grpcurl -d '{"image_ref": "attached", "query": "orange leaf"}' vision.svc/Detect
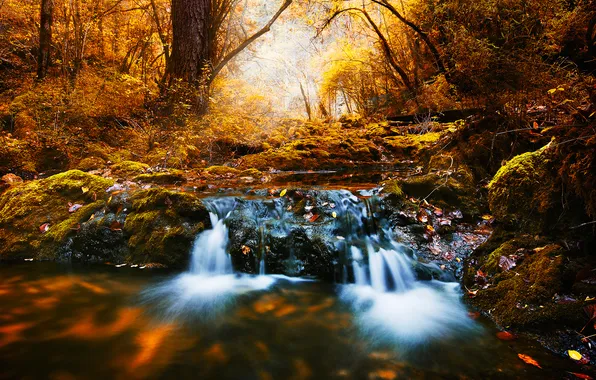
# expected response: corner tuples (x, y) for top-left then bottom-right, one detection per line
(518, 354), (542, 369)
(110, 221), (123, 231)
(569, 372), (593, 380)
(496, 331), (516, 341)
(309, 214), (320, 222)
(39, 223), (50, 233)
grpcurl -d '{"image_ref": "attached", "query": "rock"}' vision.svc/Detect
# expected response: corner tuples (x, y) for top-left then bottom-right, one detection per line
(0, 170), (114, 260)
(110, 161), (149, 177)
(123, 188), (210, 268)
(1, 173), (23, 184)
(488, 144), (558, 232)
(77, 156), (106, 172)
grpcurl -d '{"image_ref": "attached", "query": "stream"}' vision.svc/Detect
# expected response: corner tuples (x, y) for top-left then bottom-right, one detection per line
(0, 190), (582, 379)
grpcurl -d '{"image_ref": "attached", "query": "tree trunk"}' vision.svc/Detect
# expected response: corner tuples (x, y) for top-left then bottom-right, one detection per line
(37, 0), (54, 80)
(169, 0), (211, 85)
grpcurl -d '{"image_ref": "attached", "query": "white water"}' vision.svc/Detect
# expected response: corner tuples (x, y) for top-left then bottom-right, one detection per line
(334, 192), (478, 346)
(142, 191), (478, 344)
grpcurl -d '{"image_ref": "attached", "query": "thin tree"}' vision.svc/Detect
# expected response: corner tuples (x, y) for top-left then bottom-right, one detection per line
(37, 0), (54, 79)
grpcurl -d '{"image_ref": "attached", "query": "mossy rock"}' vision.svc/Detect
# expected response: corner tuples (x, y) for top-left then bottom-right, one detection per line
(134, 170), (187, 184)
(470, 244), (584, 328)
(383, 132), (442, 156)
(488, 144), (558, 233)
(124, 188), (210, 268)
(399, 168), (480, 217)
(204, 166), (241, 176)
(77, 156), (106, 172)
(110, 161), (149, 177)
(238, 168), (263, 178)
(0, 170), (114, 259)
(381, 180), (406, 205)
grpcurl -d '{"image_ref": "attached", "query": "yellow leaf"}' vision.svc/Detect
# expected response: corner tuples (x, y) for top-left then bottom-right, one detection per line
(280, 189), (287, 197)
(332, 212), (337, 218)
(568, 350), (583, 361)
(557, 87), (565, 91)
(548, 88), (557, 95)
(81, 186), (89, 194)
(481, 214), (493, 220)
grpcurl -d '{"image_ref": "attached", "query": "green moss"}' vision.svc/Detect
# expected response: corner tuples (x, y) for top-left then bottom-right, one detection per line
(471, 244), (583, 327)
(488, 144), (557, 232)
(399, 168), (480, 216)
(123, 188), (209, 267)
(204, 166), (241, 176)
(382, 180), (406, 203)
(110, 161), (149, 177)
(239, 168), (263, 178)
(0, 170), (114, 259)
(134, 170), (186, 184)
(383, 133), (442, 155)
(77, 156), (106, 172)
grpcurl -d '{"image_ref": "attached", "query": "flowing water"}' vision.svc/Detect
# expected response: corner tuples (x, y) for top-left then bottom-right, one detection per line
(0, 191), (585, 379)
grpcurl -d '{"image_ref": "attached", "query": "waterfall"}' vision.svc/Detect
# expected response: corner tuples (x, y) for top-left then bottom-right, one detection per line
(189, 198), (236, 275)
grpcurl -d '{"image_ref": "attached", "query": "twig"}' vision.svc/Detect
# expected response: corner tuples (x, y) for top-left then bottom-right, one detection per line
(570, 221), (596, 230)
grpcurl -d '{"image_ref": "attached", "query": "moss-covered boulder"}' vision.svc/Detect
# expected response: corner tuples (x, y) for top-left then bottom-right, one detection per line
(134, 170), (187, 184)
(488, 144), (558, 232)
(469, 243), (584, 328)
(77, 156), (106, 172)
(0, 170), (114, 259)
(124, 188), (210, 268)
(110, 160), (149, 177)
(399, 164), (480, 217)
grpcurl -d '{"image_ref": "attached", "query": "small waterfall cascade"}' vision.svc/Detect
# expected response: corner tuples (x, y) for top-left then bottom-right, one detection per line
(328, 190), (416, 293)
(190, 198), (237, 275)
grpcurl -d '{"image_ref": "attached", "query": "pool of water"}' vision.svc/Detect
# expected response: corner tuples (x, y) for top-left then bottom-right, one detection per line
(0, 262), (581, 379)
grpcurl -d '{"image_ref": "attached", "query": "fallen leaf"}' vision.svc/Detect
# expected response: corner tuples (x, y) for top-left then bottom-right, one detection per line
(241, 245), (251, 255)
(438, 218), (452, 226)
(280, 189), (287, 197)
(332, 212), (337, 218)
(568, 350), (583, 361)
(303, 212), (314, 220)
(417, 210), (429, 223)
(496, 331), (516, 341)
(518, 354), (542, 369)
(433, 207), (443, 217)
(69, 203), (83, 213)
(481, 214), (493, 220)
(309, 214), (320, 222)
(110, 221), (123, 231)
(586, 296), (596, 302)
(81, 186), (89, 194)
(498, 256), (516, 271)
(569, 372), (593, 379)
(39, 223), (50, 233)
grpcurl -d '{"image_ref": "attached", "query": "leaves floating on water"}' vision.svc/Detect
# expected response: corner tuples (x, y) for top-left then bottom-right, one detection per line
(568, 350), (583, 361)
(496, 331), (516, 341)
(332, 212), (337, 218)
(309, 214), (320, 222)
(568, 372), (594, 379)
(280, 189), (287, 197)
(517, 354), (542, 369)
